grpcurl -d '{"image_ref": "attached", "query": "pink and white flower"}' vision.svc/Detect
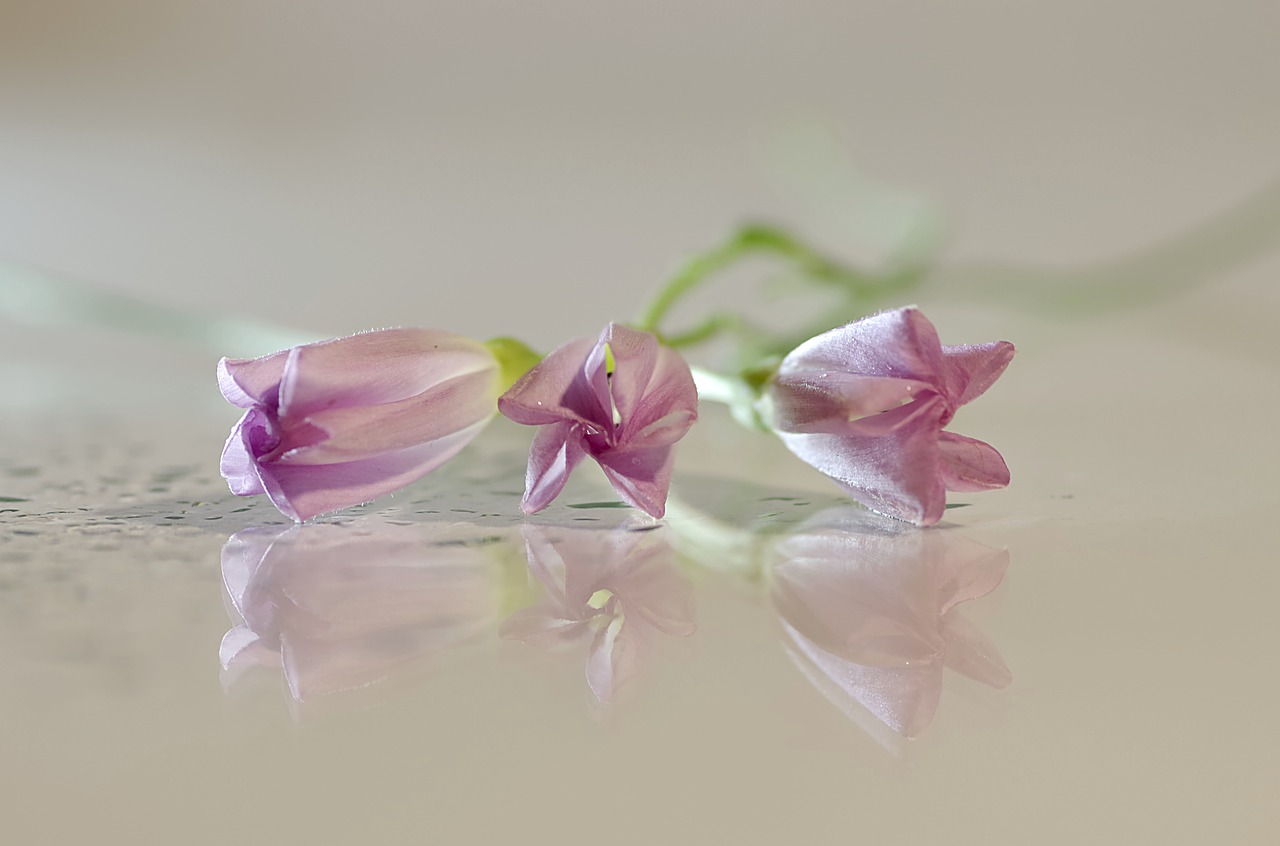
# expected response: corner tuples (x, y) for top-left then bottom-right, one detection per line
(498, 323), (698, 518)
(218, 328), (501, 521)
(765, 307), (1014, 525)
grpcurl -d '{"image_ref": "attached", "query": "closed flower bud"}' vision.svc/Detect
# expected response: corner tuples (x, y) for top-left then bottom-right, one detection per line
(218, 328), (501, 521)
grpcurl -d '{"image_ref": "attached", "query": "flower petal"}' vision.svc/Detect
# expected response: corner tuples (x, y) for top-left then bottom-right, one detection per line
(941, 611), (1012, 688)
(498, 608), (592, 645)
(220, 408), (277, 496)
(220, 525), (285, 621)
(776, 398), (949, 525)
(521, 421), (587, 514)
(599, 323), (659, 426)
(278, 328), (497, 419)
(218, 351), (290, 409)
(942, 341), (1015, 407)
(278, 369), (497, 465)
(620, 344), (698, 446)
(930, 535), (1010, 614)
(937, 431), (1011, 492)
(772, 534), (945, 669)
(779, 307), (945, 387)
(219, 626), (266, 671)
(257, 419), (490, 521)
(768, 373), (932, 434)
(498, 338), (607, 428)
(586, 615), (635, 704)
(596, 444), (676, 518)
(782, 619), (944, 738)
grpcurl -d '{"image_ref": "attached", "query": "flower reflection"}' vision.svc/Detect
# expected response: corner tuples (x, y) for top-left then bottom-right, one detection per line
(771, 509), (1010, 738)
(220, 521), (502, 708)
(500, 525), (696, 706)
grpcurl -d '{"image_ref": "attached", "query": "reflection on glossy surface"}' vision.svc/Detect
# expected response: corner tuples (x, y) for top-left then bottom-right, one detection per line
(771, 509), (1010, 739)
(501, 525), (696, 705)
(220, 521), (502, 709)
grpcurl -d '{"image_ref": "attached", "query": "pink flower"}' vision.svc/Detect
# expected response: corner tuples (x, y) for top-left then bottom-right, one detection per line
(497, 323), (698, 518)
(499, 525), (696, 705)
(218, 328), (501, 521)
(772, 508), (1011, 738)
(220, 521), (499, 707)
(765, 307), (1014, 525)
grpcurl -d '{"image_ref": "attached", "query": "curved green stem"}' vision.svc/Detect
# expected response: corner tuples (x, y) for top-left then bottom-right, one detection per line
(636, 227), (762, 334)
(637, 223), (923, 351)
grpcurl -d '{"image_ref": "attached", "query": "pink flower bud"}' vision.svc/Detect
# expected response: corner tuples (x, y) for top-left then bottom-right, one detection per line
(218, 328), (500, 521)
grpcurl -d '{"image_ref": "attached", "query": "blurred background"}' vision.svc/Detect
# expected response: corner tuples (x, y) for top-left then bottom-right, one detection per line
(3, 0), (1279, 415)
(4, 6), (1280, 842)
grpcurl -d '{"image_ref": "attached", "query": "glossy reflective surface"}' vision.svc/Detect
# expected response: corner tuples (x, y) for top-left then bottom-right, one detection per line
(4, 2), (1280, 843)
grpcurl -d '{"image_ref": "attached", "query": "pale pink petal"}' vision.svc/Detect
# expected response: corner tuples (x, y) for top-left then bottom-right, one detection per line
(278, 328), (497, 419)
(219, 626), (265, 670)
(777, 399), (950, 525)
(931, 536), (1010, 614)
(629, 409), (698, 449)
(778, 307), (945, 386)
(599, 323), (659, 425)
(621, 344), (698, 443)
(597, 444), (676, 518)
(520, 526), (573, 609)
(941, 341), (1015, 407)
(937, 431), (1011, 492)
(782, 619), (944, 738)
(259, 419), (490, 521)
(498, 338), (606, 428)
(615, 546), (697, 637)
(220, 409), (276, 496)
(218, 351), (290, 409)
(278, 369), (497, 465)
(772, 543), (944, 669)
(586, 616), (639, 704)
(769, 373), (932, 434)
(941, 611), (1013, 688)
(522, 421), (587, 513)
(220, 526), (283, 619)
(498, 609), (592, 645)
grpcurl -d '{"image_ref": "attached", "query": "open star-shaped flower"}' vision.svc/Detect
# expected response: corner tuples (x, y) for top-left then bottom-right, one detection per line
(497, 323), (698, 518)
(499, 525), (696, 705)
(764, 307), (1014, 525)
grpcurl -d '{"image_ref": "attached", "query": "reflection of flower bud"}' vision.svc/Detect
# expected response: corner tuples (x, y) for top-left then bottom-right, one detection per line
(771, 509), (1010, 737)
(498, 323), (697, 518)
(764, 307), (1014, 525)
(500, 525), (695, 705)
(219, 522), (500, 705)
(219, 328), (501, 521)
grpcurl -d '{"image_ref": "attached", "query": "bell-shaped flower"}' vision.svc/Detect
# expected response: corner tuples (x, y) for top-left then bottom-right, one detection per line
(218, 328), (502, 521)
(220, 521), (501, 708)
(497, 323), (698, 518)
(763, 307), (1014, 525)
(771, 508), (1011, 738)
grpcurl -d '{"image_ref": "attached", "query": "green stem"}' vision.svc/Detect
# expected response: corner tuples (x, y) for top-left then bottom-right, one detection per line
(690, 366), (771, 432)
(636, 228), (760, 334)
(636, 223), (914, 348)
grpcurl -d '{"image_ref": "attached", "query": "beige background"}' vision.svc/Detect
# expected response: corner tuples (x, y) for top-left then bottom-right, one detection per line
(2, 2), (1278, 844)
